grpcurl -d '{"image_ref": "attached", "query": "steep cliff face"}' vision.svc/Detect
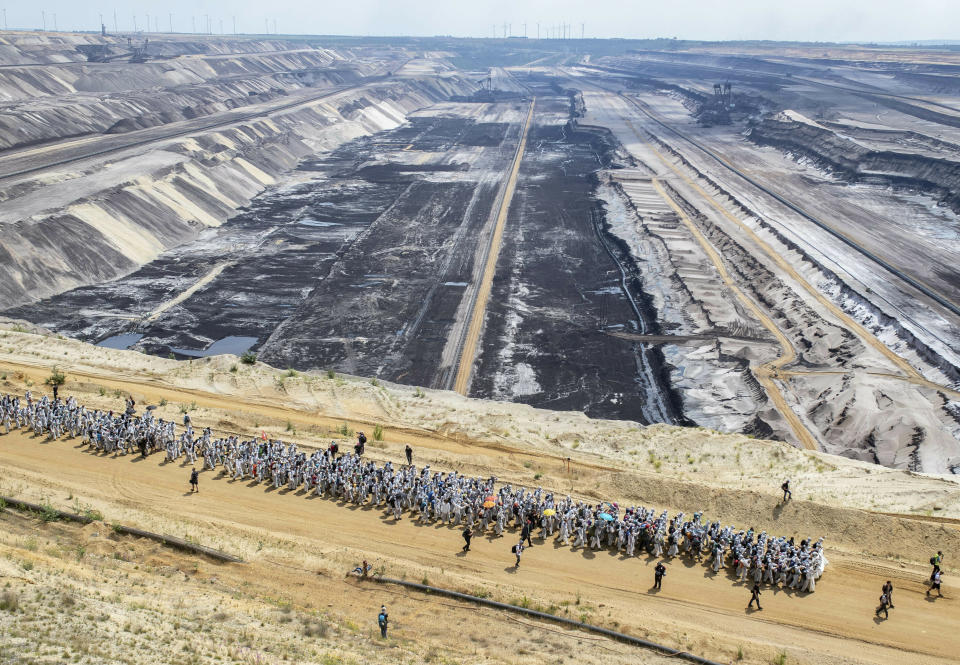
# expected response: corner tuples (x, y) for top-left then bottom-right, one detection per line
(0, 75), (476, 309)
(748, 116), (960, 213)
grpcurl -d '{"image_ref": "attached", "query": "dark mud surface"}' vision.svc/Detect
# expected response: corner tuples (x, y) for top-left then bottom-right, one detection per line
(469, 98), (683, 424)
(7, 96), (683, 424)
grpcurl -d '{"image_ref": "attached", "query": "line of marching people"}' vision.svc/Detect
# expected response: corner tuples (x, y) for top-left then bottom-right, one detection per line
(2, 389), (828, 594)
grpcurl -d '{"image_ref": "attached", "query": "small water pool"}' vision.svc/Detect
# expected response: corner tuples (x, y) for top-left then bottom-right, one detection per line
(171, 335), (258, 358)
(96, 333), (144, 350)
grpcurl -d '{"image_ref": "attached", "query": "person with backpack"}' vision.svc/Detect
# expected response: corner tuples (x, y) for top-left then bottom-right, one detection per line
(377, 605), (388, 638)
(189, 467), (199, 493)
(654, 562), (666, 590)
(931, 551), (944, 579)
(512, 541), (524, 568)
(781, 479), (792, 502)
(462, 526), (472, 553)
(355, 432), (366, 456)
(876, 591), (891, 618)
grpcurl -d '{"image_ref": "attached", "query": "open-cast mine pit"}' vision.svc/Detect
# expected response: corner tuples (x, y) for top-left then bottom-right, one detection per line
(5, 25), (960, 665)
(2, 32), (960, 474)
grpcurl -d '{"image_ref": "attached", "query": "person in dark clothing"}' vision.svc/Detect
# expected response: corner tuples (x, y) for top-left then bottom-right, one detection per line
(748, 582), (762, 610)
(462, 526), (472, 552)
(882, 581), (894, 609)
(931, 551), (944, 579)
(189, 467), (199, 493)
(405, 445), (413, 466)
(521, 520), (533, 547)
(876, 592), (890, 619)
(654, 562), (666, 589)
(52, 384), (59, 400)
(781, 479), (792, 502)
(377, 606), (388, 638)
(928, 570), (943, 597)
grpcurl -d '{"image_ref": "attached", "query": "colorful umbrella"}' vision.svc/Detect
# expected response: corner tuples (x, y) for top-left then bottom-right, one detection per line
(483, 500), (496, 508)
(542, 509), (556, 517)
(484, 496), (496, 503)
(598, 512), (614, 521)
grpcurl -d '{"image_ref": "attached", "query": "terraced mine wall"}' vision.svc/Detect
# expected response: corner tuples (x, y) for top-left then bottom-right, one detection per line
(0, 34), (396, 150)
(748, 117), (960, 215)
(0, 75), (477, 309)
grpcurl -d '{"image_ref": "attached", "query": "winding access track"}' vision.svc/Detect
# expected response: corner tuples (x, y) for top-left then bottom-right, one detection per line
(611, 90), (960, 404)
(451, 98), (536, 395)
(650, 177), (820, 450)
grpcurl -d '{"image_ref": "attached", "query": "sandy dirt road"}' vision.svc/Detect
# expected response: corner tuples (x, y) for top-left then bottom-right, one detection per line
(453, 98), (536, 395)
(1, 427), (956, 665)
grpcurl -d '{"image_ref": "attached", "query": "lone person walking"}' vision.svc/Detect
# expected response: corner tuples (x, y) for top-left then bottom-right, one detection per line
(928, 570), (943, 597)
(882, 580), (894, 609)
(512, 541), (524, 568)
(189, 467), (199, 493)
(377, 605), (388, 638)
(654, 562), (666, 590)
(931, 551), (944, 579)
(876, 591), (891, 619)
(462, 526), (472, 553)
(405, 444), (413, 466)
(781, 479), (792, 502)
(748, 582), (762, 611)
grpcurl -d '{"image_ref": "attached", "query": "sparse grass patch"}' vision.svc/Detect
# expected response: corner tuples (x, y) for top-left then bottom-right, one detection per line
(373, 424), (383, 441)
(0, 591), (18, 612)
(240, 351), (257, 365)
(302, 618), (329, 638)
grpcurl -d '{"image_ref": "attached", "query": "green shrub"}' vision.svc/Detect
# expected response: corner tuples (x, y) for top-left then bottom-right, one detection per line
(240, 351), (257, 365)
(45, 367), (66, 389)
(39, 501), (59, 523)
(373, 424), (384, 441)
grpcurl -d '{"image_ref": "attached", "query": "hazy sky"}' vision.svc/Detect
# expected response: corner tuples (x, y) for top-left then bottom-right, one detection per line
(5, 1), (957, 43)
